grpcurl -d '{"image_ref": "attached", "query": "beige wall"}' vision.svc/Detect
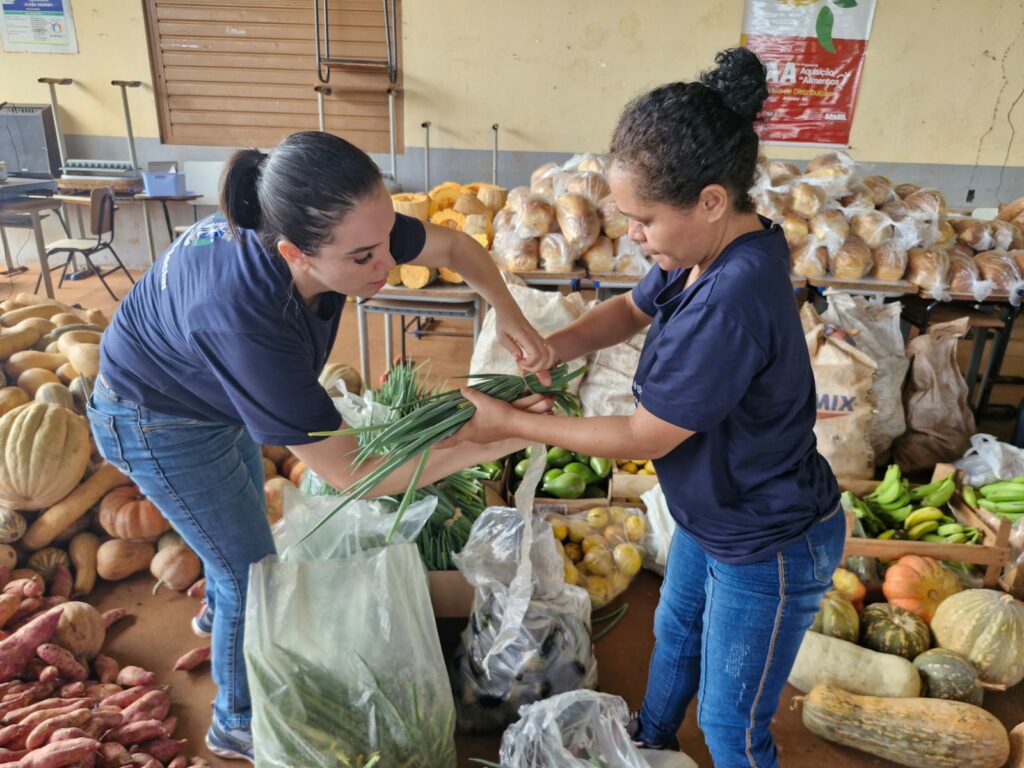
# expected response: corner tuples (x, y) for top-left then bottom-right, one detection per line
(1, 0), (1022, 167)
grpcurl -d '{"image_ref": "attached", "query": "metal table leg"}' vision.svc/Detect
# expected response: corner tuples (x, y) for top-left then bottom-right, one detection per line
(357, 299), (370, 386)
(975, 307), (1017, 417)
(964, 327), (990, 410)
(30, 212), (54, 299)
(141, 200), (157, 265)
(0, 224), (13, 272)
(384, 313), (394, 370)
(161, 201), (174, 242)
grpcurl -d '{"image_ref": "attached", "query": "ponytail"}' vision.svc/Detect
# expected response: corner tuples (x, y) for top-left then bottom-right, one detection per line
(220, 148), (268, 235)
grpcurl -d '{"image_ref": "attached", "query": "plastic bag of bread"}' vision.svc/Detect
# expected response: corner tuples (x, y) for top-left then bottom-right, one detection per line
(614, 237), (650, 276)
(803, 151), (856, 196)
(493, 207), (516, 235)
(990, 219), (1023, 250)
(1010, 249), (1024, 275)
(871, 241), (908, 281)
(540, 233), (575, 273)
(951, 218), (994, 252)
(598, 196), (628, 240)
(581, 236), (615, 274)
(839, 183), (876, 211)
(515, 194), (556, 239)
(861, 175), (897, 206)
(895, 183), (921, 199)
(790, 237), (828, 278)
(935, 218), (957, 249)
(947, 250), (993, 301)
(906, 247), (951, 296)
(505, 187), (530, 213)
(492, 228), (539, 272)
(904, 188), (947, 246)
(850, 210), (895, 249)
(975, 250), (1024, 304)
(564, 172), (610, 207)
(811, 209), (850, 256)
(829, 235), (873, 279)
(753, 189), (786, 222)
(530, 162), (561, 187)
(786, 183), (828, 218)
(578, 153), (609, 175)
(767, 160), (801, 186)
(782, 212), (810, 249)
(555, 194), (600, 255)
(530, 173), (563, 202)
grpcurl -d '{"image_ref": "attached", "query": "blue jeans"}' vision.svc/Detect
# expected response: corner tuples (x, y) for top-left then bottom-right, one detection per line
(87, 377), (274, 730)
(639, 506), (845, 767)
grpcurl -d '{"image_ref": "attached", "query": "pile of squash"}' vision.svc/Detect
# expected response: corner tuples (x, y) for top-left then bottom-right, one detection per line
(791, 555), (1024, 767)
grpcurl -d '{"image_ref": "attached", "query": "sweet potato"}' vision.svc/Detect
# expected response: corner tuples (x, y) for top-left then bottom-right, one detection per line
(49, 568), (72, 600)
(137, 739), (184, 762)
(104, 720), (165, 747)
(100, 611), (127, 630)
(0, 723), (27, 747)
(2, 580), (42, 600)
(0, 748), (26, 764)
(0, 693), (32, 720)
(56, 685), (84, 701)
(21, 659), (48, 682)
(17, 701), (91, 730)
(172, 647), (209, 673)
(6, 599), (43, 628)
(0, 608), (62, 683)
(38, 667), (60, 685)
(47, 727), (90, 744)
(36, 646), (86, 683)
(82, 686), (119, 703)
(166, 757), (187, 768)
(118, 692), (169, 727)
(185, 580), (205, 601)
(96, 742), (128, 768)
(97, 688), (158, 711)
(13, 736), (98, 768)
(4, 683), (55, 706)
(113, 669), (153, 689)
(3, 698), (85, 725)
(159, 716), (175, 736)
(26, 708), (92, 749)
(81, 711), (121, 740)
(92, 658), (117, 687)
(0, 568), (10, 591)
(129, 755), (159, 768)
(0, 595), (20, 628)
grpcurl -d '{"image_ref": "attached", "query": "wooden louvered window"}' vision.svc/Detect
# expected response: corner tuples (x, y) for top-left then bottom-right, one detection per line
(143, 0), (402, 152)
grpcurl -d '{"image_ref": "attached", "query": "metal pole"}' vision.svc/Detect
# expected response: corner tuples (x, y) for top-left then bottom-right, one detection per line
(314, 85), (331, 132)
(112, 80), (142, 170)
(37, 78), (72, 167)
(421, 121), (431, 190)
(387, 88), (397, 181)
(491, 123), (499, 186)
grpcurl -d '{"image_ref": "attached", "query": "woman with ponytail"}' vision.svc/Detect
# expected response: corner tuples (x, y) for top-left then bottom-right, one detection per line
(447, 49), (843, 767)
(88, 131), (556, 761)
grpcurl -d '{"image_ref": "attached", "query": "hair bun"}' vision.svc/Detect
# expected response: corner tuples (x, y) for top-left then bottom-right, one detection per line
(700, 47), (768, 123)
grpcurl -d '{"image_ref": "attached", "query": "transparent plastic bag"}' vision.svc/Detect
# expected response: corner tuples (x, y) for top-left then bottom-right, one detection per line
(246, 491), (457, 768)
(975, 250), (1024, 305)
(849, 210), (895, 249)
(948, 250), (994, 301)
(829, 235), (873, 279)
(871, 241), (908, 281)
(811, 209), (850, 257)
(452, 451), (597, 734)
(564, 171), (610, 207)
(599, 195), (628, 239)
(498, 690), (691, 768)
(952, 218), (995, 252)
(515, 194), (556, 239)
(582, 236), (615, 274)
(906, 247), (951, 298)
(541, 233), (575, 273)
(954, 433), (1024, 487)
(614, 236), (651, 276)
(493, 227), (540, 272)
(790, 236), (828, 278)
(640, 483), (673, 576)
(802, 150), (857, 198)
(555, 194), (601, 256)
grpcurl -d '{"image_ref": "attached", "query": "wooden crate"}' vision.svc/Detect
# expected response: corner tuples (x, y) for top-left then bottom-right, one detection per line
(840, 464), (1012, 587)
(610, 466), (658, 499)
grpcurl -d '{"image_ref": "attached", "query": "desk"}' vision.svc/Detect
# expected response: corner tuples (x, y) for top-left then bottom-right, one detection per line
(588, 272), (640, 301)
(0, 196), (64, 298)
(134, 193), (201, 264)
(807, 275), (918, 299)
(513, 269), (586, 292)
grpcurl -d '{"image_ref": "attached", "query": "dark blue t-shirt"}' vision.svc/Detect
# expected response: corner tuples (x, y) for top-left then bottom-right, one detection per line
(100, 212), (425, 445)
(631, 219), (838, 564)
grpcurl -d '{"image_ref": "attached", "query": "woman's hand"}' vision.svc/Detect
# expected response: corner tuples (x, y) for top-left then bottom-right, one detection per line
(440, 389), (552, 447)
(494, 311), (560, 385)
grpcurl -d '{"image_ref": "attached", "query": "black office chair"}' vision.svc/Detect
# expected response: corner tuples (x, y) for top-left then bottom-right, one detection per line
(37, 186), (135, 300)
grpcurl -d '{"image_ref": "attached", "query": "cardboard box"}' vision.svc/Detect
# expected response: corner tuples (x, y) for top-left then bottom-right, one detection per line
(427, 570), (474, 618)
(611, 466), (658, 499)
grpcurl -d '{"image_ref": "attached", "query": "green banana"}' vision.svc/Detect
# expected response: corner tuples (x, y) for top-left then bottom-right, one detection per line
(904, 507), (945, 530)
(908, 520), (940, 540)
(978, 487), (1024, 503)
(883, 504), (914, 524)
(870, 465), (903, 505)
(936, 523), (965, 536)
(922, 534), (947, 543)
(922, 476), (955, 507)
(979, 499), (1024, 515)
(944, 532), (969, 544)
(878, 487), (912, 511)
(962, 484), (978, 508)
(877, 529), (897, 540)
(980, 481), (1024, 496)
(909, 474), (952, 501)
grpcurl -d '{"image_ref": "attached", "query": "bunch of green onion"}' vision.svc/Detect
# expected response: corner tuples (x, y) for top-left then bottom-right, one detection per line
(301, 363), (584, 541)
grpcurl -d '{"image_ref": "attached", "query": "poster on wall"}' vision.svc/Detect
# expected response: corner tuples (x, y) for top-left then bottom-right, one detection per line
(742, 0), (876, 147)
(1, 0), (78, 54)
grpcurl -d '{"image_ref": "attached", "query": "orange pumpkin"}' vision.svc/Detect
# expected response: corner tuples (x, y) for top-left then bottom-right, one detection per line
(99, 485), (171, 541)
(882, 554), (963, 624)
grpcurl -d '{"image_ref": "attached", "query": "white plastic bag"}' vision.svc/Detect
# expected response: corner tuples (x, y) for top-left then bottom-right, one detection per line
(578, 300), (648, 417)
(640, 483), (674, 576)
(498, 690), (697, 768)
(246, 490), (457, 768)
(955, 433), (1024, 487)
(452, 449), (597, 733)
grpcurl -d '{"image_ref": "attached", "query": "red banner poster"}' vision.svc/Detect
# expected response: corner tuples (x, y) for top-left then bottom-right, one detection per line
(742, 0), (877, 147)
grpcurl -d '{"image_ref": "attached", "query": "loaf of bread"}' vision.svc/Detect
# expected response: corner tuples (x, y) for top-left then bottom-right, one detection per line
(871, 241), (908, 281)
(990, 219), (1023, 251)
(861, 175), (897, 206)
(598, 195), (628, 239)
(811, 209), (851, 255)
(906, 247), (950, 290)
(787, 183), (828, 218)
(791, 239), (828, 278)
(540, 233), (574, 273)
(492, 228), (539, 272)
(783, 212), (810, 248)
(975, 250), (1023, 291)
(555, 194), (600, 255)
(564, 172), (610, 207)
(948, 251), (982, 295)
(582, 236), (615, 274)
(830, 235), (873, 279)
(851, 211), (895, 249)
(515, 195), (556, 238)
(952, 218), (994, 251)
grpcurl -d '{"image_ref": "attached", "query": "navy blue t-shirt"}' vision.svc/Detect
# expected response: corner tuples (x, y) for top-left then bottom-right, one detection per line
(100, 212), (425, 445)
(631, 219), (838, 564)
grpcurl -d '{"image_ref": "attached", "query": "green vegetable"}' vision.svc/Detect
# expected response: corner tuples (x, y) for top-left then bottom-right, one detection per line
(541, 472), (586, 500)
(514, 459), (530, 479)
(583, 485), (607, 499)
(573, 452), (591, 463)
(543, 468), (564, 484)
(563, 462), (599, 485)
(546, 447), (574, 468)
(589, 457), (612, 479)
(478, 460), (503, 481)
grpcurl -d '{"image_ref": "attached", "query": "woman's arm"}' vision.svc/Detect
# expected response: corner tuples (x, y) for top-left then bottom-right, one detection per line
(412, 223), (559, 378)
(546, 292), (653, 363)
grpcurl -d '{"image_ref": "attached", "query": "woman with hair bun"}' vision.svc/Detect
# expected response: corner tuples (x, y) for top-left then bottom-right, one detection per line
(87, 131), (556, 761)
(449, 49), (842, 767)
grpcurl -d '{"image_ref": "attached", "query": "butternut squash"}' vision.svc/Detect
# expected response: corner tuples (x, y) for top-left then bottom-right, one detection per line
(16, 368), (60, 398)
(150, 544), (202, 592)
(45, 341), (61, 354)
(96, 539), (155, 581)
(0, 318), (53, 359)
(0, 387), (29, 417)
(789, 630), (921, 698)
(34, 382), (75, 411)
(57, 331), (101, 378)
(68, 532), (100, 596)
(35, 323), (104, 352)
(1009, 722), (1024, 768)
(86, 309), (109, 329)
(801, 684), (1009, 768)
(50, 312), (85, 328)
(0, 543), (15, 570)
(55, 362), (79, 386)
(0, 303), (63, 327)
(0, 299), (22, 312)
(4, 351), (67, 379)
(21, 462), (131, 550)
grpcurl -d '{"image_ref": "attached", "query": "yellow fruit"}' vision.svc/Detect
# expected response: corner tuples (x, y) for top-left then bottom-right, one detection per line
(564, 542), (583, 563)
(639, 467), (656, 476)
(586, 508), (609, 529)
(620, 462), (638, 474)
(603, 524), (624, 545)
(584, 575), (611, 608)
(581, 534), (606, 555)
(607, 506), (627, 524)
(645, 461), (656, 472)
(567, 519), (591, 543)
(609, 570), (632, 598)
(564, 562), (580, 586)
(630, 459), (649, 465)
(624, 515), (647, 543)
(582, 548), (614, 577)
(613, 543), (643, 577)
(549, 514), (569, 541)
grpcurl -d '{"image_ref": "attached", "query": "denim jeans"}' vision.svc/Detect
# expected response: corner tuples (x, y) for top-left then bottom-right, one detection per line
(87, 376), (274, 730)
(638, 506), (845, 767)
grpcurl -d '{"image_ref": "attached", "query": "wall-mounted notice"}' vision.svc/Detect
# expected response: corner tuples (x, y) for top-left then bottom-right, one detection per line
(2, 0), (78, 54)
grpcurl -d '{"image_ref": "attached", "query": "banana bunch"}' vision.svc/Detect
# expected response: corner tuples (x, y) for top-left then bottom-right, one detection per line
(876, 506), (982, 543)
(966, 478), (1024, 522)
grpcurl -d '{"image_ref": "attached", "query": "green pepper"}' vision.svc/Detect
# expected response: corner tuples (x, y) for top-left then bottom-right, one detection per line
(563, 461), (599, 485)
(589, 457), (613, 479)
(541, 471), (586, 499)
(514, 458), (530, 479)
(480, 460), (504, 480)
(543, 468), (564, 484)
(573, 452), (591, 464)
(583, 484), (607, 499)
(524, 445), (534, 458)
(546, 447), (574, 468)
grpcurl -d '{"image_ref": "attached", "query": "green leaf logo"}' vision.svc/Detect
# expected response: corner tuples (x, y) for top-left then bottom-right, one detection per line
(816, 6), (836, 52)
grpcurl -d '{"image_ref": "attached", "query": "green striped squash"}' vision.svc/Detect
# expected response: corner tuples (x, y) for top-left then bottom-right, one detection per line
(811, 590), (860, 643)
(914, 648), (985, 705)
(860, 603), (930, 660)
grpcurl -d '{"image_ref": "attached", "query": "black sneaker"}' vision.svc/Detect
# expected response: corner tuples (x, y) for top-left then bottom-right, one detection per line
(627, 713), (680, 751)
